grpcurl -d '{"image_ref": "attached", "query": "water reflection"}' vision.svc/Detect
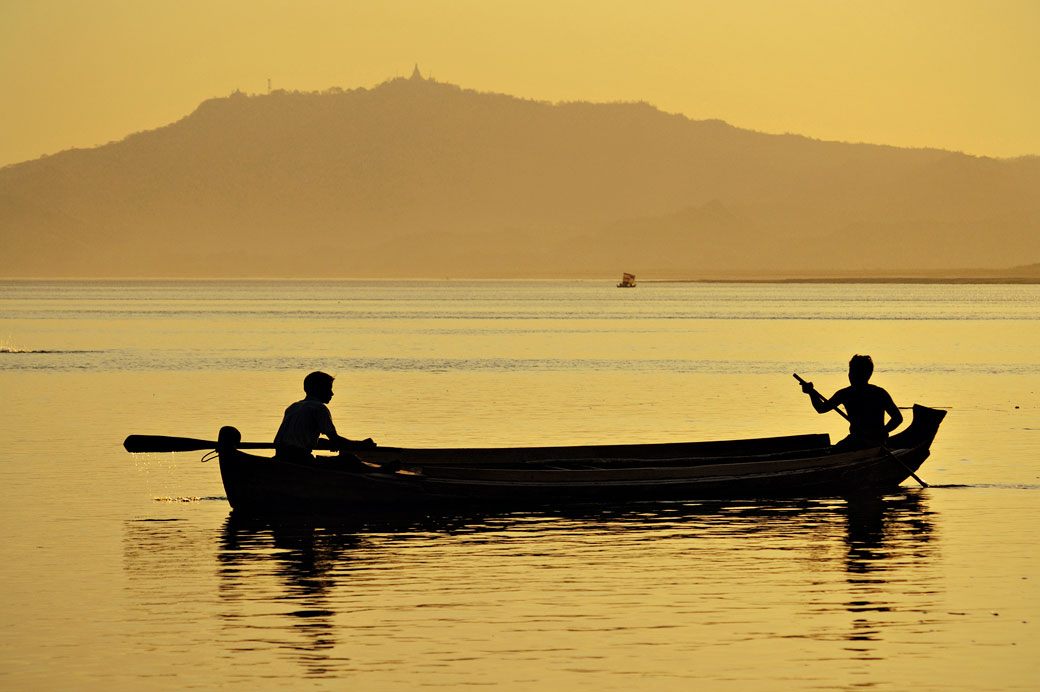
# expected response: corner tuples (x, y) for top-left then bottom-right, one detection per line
(843, 492), (937, 572)
(838, 493), (941, 653)
(202, 493), (938, 677)
(213, 519), (365, 676)
(122, 494), (939, 680)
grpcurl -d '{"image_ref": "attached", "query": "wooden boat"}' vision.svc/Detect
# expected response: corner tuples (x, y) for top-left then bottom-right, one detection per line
(213, 405), (946, 515)
(617, 272), (637, 288)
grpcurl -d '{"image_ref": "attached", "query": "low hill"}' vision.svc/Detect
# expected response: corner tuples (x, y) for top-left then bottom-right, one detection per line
(2, 73), (1038, 278)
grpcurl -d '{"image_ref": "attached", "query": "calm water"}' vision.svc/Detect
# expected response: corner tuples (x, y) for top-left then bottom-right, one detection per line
(1, 280), (1037, 690)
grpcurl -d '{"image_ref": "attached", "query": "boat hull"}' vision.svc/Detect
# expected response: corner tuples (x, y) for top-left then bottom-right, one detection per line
(217, 405), (946, 515)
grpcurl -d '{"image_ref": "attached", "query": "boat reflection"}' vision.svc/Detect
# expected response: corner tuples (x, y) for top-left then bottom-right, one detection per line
(123, 492), (939, 678)
(838, 492), (941, 651)
(216, 520), (364, 668)
(209, 492), (937, 673)
(843, 491), (937, 572)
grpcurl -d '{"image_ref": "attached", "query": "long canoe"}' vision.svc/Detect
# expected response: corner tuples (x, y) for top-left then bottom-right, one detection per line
(214, 405), (946, 515)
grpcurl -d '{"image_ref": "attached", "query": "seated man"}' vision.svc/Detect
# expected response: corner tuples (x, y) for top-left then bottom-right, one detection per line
(801, 354), (903, 449)
(274, 371), (376, 460)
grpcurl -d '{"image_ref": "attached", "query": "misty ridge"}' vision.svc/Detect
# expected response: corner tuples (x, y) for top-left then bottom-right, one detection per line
(2, 70), (1039, 278)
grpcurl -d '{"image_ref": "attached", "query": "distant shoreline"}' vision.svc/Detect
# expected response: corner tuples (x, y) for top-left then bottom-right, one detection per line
(1, 275), (1039, 284)
(646, 276), (1040, 285)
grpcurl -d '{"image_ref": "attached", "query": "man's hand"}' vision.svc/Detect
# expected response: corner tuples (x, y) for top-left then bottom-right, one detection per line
(343, 437), (377, 450)
(800, 381), (815, 394)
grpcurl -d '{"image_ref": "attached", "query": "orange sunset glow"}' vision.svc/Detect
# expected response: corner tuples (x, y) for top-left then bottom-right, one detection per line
(2, 1), (1038, 279)
(2, 3), (1040, 691)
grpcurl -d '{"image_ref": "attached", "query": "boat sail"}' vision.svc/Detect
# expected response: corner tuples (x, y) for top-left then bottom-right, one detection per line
(617, 273), (636, 288)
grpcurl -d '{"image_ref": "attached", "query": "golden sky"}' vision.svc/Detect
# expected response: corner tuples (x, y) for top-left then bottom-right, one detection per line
(2, 0), (1038, 167)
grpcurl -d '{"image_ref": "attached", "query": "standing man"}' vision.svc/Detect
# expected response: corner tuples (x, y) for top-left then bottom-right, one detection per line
(274, 371), (376, 458)
(801, 355), (903, 449)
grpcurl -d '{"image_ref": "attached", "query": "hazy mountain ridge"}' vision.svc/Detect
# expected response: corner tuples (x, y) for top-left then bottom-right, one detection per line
(2, 74), (1038, 278)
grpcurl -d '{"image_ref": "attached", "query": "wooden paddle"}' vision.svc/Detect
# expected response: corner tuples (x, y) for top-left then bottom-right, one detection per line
(792, 373), (928, 488)
(123, 434), (335, 453)
(793, 373), (848, 420)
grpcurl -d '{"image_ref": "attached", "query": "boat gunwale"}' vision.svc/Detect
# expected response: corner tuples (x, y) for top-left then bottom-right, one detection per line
(412, 446), (895, 483)
(355, 432), (833, 467)
(215, 404), (946, 511)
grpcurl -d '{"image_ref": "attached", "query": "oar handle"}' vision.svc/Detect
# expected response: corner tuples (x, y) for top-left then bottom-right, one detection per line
(793, 373), (850, 421)
(123, 434), (336, 454)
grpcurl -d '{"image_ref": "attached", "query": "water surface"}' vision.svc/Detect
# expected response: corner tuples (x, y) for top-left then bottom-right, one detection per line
(1, 280), (1037, 690)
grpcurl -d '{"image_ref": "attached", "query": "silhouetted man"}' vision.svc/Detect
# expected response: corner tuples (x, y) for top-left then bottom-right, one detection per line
(274, 371), (376, 459)
(801, 355), (903, 449)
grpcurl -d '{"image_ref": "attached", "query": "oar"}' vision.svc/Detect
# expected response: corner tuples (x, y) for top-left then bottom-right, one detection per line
(793, 373), (848, 420)
(792, 373), (928, 488)
(123, 434), (335, 453)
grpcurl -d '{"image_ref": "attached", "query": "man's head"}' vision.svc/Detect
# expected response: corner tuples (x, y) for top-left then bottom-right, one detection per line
(303, 371), (335, 402)
(848, 354), (874, 385)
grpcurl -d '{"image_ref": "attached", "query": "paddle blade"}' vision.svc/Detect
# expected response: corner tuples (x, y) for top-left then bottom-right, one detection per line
(123, 435), (216, 453)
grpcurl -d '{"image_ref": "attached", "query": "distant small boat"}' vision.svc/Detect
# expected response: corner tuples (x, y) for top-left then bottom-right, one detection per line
(617, 272), (637, 288)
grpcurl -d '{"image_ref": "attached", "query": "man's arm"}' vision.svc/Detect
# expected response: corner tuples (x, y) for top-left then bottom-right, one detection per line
(882, 391), (903, 434)
(323, 424), (376, 451)
(802, 382), (841, 414)
(330, 433), (377, 450)
(317, 407), (377, 450)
